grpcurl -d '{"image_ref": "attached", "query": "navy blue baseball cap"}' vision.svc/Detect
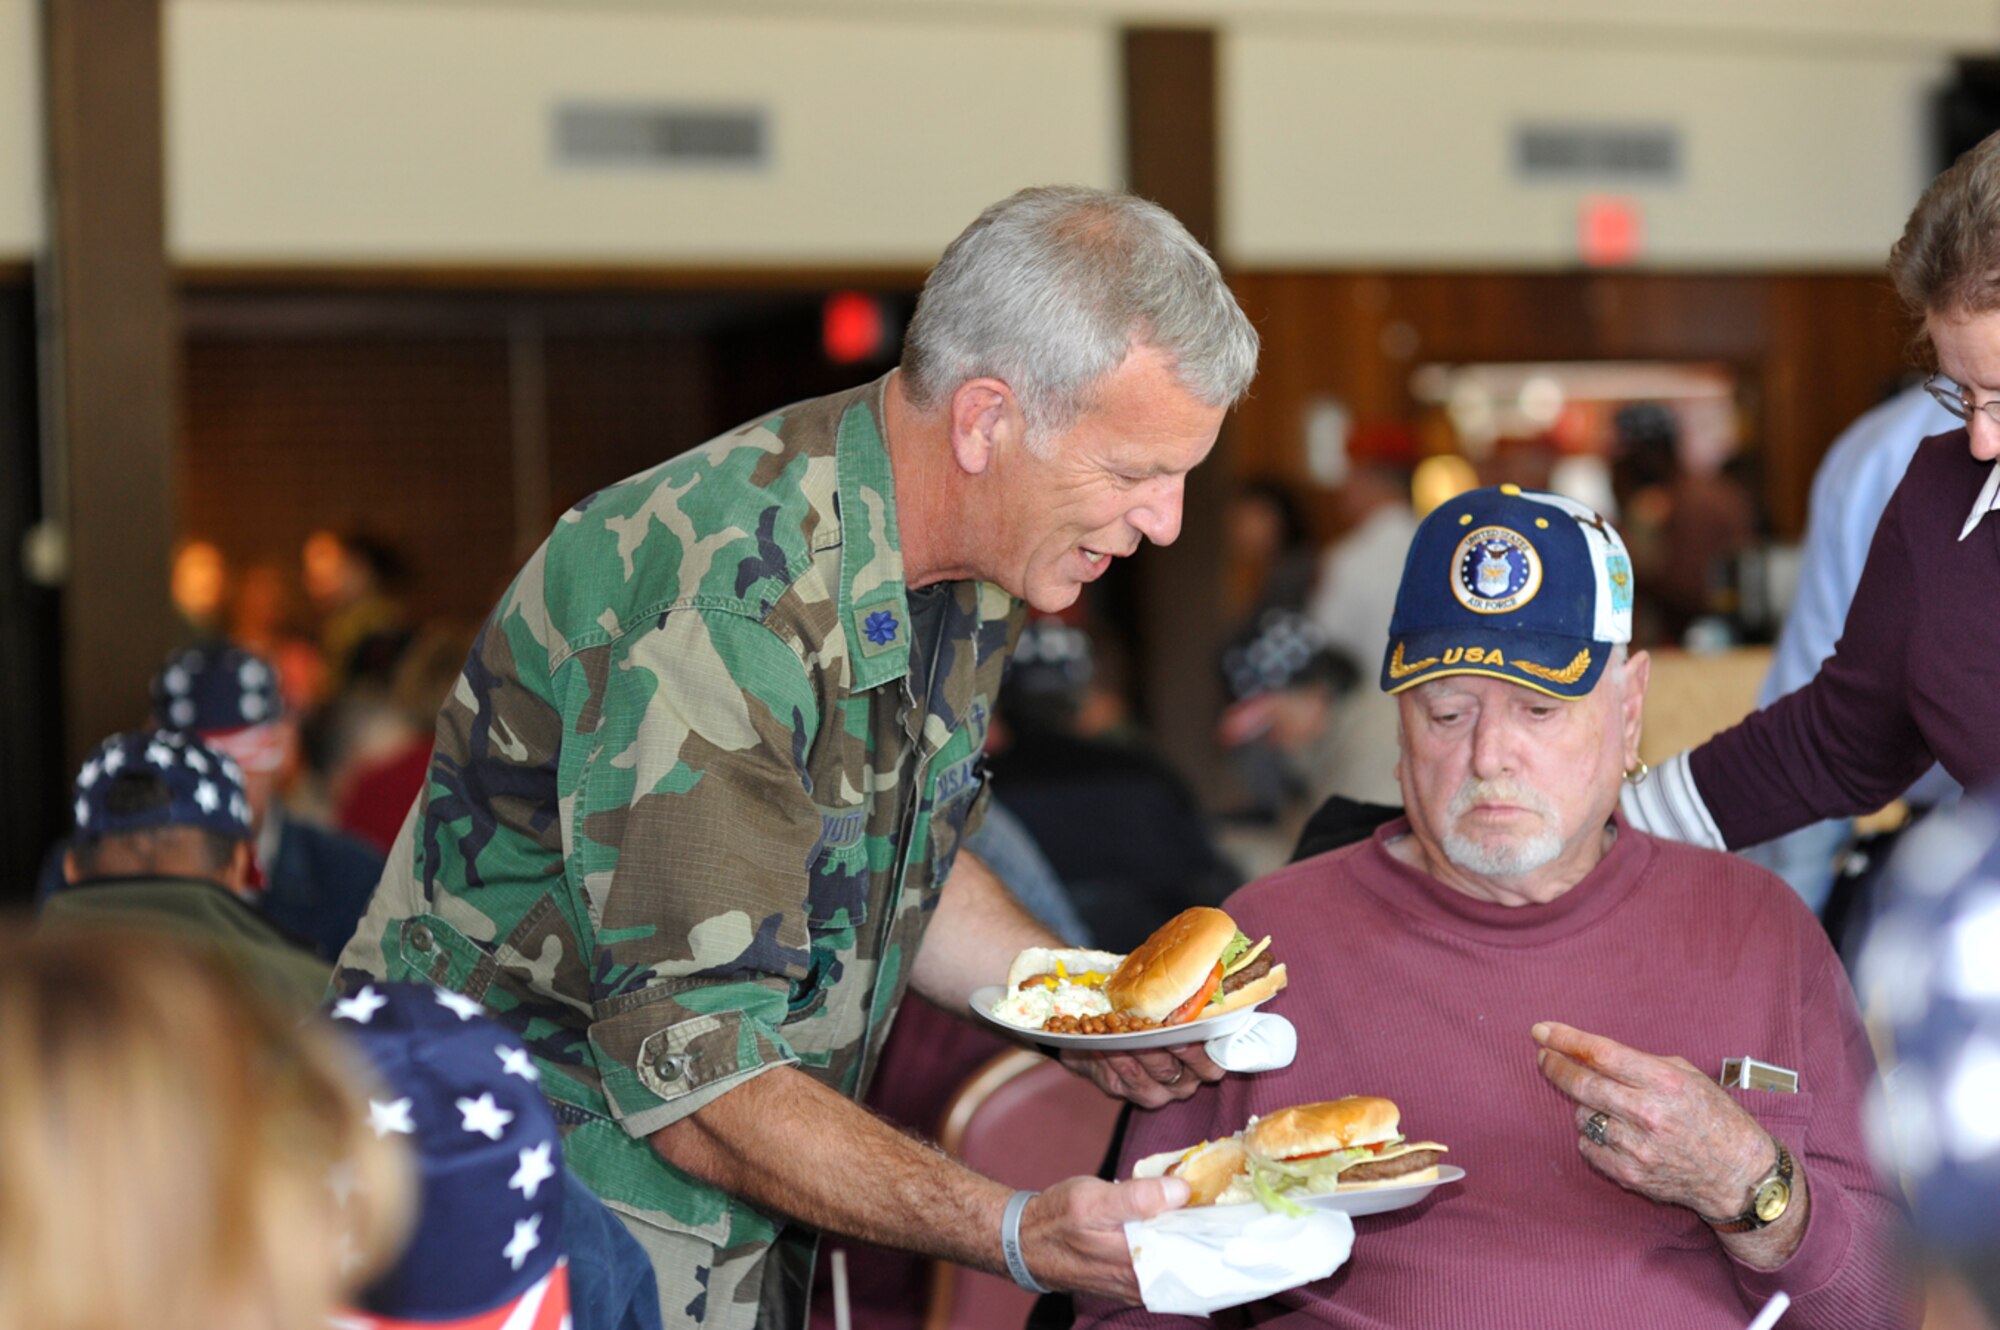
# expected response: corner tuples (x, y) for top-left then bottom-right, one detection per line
(71, 729), (253, 843)
(1855, 797), (2000, 1262)
(330, 983), (569, 1326)
(1381, 484), (1634, 699)
(151, 644), (284, 734)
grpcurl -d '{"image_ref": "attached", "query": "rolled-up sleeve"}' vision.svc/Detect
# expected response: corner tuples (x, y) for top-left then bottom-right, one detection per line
(568, 609), (827, 1138)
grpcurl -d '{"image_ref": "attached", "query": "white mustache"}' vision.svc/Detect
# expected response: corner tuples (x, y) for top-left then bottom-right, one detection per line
(1447, 777), (1557, 823)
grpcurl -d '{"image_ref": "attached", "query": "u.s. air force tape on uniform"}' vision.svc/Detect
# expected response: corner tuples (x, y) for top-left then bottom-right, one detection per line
(1205, 1013), (1297, 1072)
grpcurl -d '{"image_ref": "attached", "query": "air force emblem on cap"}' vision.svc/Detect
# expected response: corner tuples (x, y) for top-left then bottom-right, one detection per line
(1452, 526), (1541, 615)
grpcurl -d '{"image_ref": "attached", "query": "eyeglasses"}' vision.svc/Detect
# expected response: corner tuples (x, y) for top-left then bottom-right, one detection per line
(1924, 374), (2000, 426)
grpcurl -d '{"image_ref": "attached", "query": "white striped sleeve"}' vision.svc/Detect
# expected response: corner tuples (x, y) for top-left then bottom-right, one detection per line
(1619, 750), (1727, 850)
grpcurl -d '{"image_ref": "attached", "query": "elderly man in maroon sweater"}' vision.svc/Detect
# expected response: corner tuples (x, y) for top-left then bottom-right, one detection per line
(1079, 486), (1914, 1330)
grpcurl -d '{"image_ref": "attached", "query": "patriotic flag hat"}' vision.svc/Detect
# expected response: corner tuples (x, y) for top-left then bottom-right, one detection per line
(329, 983), (571, 1330)
(71, 729), (252, 844)
(1855, 796), (2000, 1293)
(1382, 484), (1634, 700)
(152, 643), (285, 731)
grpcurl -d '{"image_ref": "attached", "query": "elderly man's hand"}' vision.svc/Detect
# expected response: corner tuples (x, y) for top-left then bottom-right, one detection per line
(1532, 1021), (1778, 1221)
(1060, 1041), (1224, 1108)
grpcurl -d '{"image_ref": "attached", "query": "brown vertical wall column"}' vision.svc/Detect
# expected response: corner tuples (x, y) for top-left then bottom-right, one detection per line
(1123, 26), (1232, 800)
(42, 0), (180, 762)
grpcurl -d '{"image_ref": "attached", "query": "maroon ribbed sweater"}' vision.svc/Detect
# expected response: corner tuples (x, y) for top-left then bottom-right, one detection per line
(1076, 819), (1915, 1330)
(1693, 428), (1999, 846)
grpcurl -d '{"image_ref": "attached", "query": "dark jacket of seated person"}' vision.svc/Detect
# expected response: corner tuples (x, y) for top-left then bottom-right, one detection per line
(1079, 487), (1915, 1330)
(43, 729), (331, 1017)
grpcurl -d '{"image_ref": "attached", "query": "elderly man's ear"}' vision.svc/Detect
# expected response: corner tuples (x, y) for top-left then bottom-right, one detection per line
(947, 378), (1026, 476)
(1619, 649), (1652, 770)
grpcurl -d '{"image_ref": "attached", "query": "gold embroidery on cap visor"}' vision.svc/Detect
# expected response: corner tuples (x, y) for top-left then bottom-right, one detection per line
(1386, 642), (1595, 694)
(1387, 643), (1439, 678)
(1451, 526), (1543, 615)
(1514, 649), (1592, 684)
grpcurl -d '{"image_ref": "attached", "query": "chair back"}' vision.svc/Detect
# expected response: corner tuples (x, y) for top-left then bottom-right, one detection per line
(923, 1049), (1124, 1330)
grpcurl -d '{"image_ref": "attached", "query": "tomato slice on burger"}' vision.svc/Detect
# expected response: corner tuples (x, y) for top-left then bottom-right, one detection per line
(1165, 963), (1225, 1025)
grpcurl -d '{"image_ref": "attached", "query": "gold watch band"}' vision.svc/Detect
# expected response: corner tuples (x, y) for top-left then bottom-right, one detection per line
(1702, 1141), (1794, 1234)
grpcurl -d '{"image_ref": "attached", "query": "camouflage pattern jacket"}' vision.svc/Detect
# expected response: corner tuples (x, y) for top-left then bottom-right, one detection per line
(337, 377), (1021, 1327)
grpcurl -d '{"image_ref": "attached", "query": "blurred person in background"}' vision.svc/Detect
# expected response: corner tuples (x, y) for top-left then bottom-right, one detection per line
(328, 982), (662, 1330)
(990, 615), (1239, 951)
(1611, 401), (1758, 647)
(1853, 796), (2000, 1329)
(149, 643), (383, 961)
(1743, 384), (1964, 925)
(1213, 608), (1360, 874)
(230, 557), (329, 717)
(332, 621), (480, 855)
(170, 536), (231, 642)
(1302, 423), (1418, 807)
(0, 927), (409, 1330)
(336, 185), (1259, 1329)
(305, 528), (414, 698)
(42, 728), (330, 1013)
(1222, 476), (1319, 625)
(1624, 128), (2000, 867)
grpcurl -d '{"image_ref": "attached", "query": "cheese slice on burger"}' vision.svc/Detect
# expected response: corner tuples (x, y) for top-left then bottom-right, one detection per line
(1102, 907), (1288, 1026)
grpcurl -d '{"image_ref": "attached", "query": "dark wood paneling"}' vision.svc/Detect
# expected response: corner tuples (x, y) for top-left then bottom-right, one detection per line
(1124, 26), (1233, 798)
(1229, 270), (1915, 539)
(45, 0), (179, 763)
(1124, 29), (1219, 250)
(544, 332), (716, 517)
(181, 335), (520, 623)
(0, 275), (61, 904)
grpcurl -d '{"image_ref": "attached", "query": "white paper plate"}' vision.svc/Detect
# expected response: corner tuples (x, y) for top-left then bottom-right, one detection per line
(1257, 1164), (1465, 1218)
(967, 984), (1274, 1050)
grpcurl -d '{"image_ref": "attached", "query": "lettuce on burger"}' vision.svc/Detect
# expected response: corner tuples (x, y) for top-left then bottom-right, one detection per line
(1241, 1097), (1448, 1216)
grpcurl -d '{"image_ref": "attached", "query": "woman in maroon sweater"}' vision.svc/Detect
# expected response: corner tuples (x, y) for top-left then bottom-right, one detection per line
(1624, 130), (2000, 851)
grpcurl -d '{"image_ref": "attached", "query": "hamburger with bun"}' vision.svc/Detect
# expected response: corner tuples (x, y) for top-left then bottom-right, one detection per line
(989, 908), (1286, 1034)
(1243, 1097), (1448, 1214)
(1130, 1136), (1254, 1207)
(1103, 907), (1287, 1027)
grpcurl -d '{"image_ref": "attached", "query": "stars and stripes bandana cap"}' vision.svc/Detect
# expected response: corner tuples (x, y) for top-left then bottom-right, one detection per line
(151, 644), (284, 734)
(329, 983), (571, 1328)
(1855, 796), (2000, 1263)
(71, 729), (252, 843)
(1221, 609), (1340, 702)
(1381, 484), (1634, 700)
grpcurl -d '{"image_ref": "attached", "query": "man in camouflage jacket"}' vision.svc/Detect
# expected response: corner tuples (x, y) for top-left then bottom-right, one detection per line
(338, 185), (1259, 1330)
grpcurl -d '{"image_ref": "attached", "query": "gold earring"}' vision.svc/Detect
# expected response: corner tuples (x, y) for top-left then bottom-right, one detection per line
(1623, 759), (1650, 785)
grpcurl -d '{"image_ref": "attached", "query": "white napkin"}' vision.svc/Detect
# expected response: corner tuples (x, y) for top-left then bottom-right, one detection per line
(1204, 1013), (1297, 1072)
(1125, 1203), (1353, 1315)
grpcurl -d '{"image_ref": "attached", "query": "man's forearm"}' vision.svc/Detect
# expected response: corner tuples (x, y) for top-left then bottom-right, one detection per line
(909, 848), (1062, 1009)
(650, 1064), (1014, 1271)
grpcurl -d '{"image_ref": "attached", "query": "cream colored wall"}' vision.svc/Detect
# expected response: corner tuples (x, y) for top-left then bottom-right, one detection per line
(1225, 30), (1950, 267)
(0, 0), (41, 256)
(167, 1), (1120, 264)
(3, 0), (1994, 266)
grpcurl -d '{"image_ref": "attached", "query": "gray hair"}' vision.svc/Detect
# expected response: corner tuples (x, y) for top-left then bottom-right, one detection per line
(900, 185), (1259, 449)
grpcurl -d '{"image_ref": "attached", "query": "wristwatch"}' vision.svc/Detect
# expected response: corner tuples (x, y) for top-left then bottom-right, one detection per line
(1702, 1140), (1794, 1233)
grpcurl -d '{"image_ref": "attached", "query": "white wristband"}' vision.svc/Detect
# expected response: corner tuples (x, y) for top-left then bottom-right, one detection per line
(1001, 1188), (1050, 1294)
